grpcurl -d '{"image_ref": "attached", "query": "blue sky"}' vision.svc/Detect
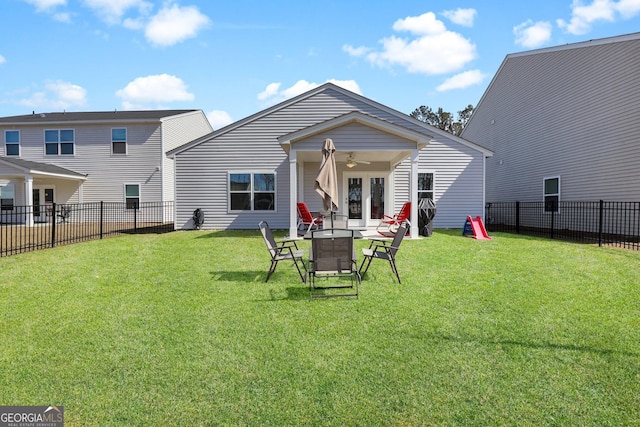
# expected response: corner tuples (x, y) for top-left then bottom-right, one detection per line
(1, 0), (639, 129)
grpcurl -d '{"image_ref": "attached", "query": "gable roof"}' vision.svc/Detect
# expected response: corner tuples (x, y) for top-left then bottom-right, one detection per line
(277, 111), (432, 154)
(0, 157), (87, 180)
(464, 32), (640, 132)
(0, 110), (199, 125)
(168, 83), (492, 157)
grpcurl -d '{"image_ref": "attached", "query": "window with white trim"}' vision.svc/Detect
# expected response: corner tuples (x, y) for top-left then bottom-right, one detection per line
(229, 172), (276, 211)
(112, 128), (127, 154)
(418, 172), (434, 201)
(45, 129), (74, 155)
(1, 183), (15, 211)
(544, 176), (560, 212)
(125, 184), (140, 210)
(5, 130), (20, 156)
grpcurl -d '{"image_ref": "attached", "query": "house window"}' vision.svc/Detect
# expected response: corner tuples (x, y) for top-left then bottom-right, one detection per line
(0, 183), (15, 211)
(418, 172), (434, 201)
(125, 184), (140, 209)
(5, 130), (20, 156)
(45, 129), (74, 155)
(229, 172), (276, 211)
(544, 176), (560, 212)
(112, 128), (127, 154)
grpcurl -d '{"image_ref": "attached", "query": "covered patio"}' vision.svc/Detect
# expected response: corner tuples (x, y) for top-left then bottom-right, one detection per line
(0, 157), (86, 226)
(278, 112), (430, 239)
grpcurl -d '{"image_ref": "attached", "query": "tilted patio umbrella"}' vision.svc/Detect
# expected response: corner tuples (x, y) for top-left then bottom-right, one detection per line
(315, 138), (339, 227)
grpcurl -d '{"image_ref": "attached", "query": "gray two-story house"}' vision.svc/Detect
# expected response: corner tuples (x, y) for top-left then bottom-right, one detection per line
(0, 110), (212, 225)
(462, 32), (640, 205)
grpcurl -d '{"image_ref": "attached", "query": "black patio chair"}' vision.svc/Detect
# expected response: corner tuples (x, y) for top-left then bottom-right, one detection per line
(259, 221), (306, 283)
(308, 228), (360, 299)
(359, 222), (408, 284)
(57, 205), (71, 223)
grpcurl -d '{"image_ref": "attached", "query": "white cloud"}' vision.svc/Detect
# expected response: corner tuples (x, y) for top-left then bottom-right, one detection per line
(0, 55), (6, 64)
(392, 12), (447, 34)
(53, 12), (71, 22)
(441, 8), (477, 27)
(24, 0), (71, 22)
(557, 0), (617, 34)
(115, 74), (194, 109)
(616, 0), (640, 17)
(342, 45), (371, 57)
(257, 82), (281, 101)
(82, 0), (152, 24)
(257, 79), (362, 106)
(355, 12), (476, 75)
(207, 110), (233, 130)
(514, 20), (553, 48)
(24, 0), (66, 12)
(18, 80), (88, 110)
(144, 3), (210, 47)
(436, 70), (486, 91)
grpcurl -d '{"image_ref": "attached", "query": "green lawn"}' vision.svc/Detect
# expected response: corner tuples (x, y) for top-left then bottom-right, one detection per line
(1, 230), (638, 426)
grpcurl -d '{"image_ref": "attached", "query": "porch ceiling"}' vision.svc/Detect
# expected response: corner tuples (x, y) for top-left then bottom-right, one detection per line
(296, 149), (410, 165)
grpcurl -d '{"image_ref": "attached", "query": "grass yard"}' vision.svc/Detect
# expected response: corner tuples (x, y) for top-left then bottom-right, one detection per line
(0, 229), (638, 426)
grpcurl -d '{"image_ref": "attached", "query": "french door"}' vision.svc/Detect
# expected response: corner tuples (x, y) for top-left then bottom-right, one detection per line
(33, 186), (54, 223)
(343, 173), (389, 228)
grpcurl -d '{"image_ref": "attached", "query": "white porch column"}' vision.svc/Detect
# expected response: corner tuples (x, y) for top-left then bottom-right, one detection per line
(409, 149), (419, 238)
(24, 174), (34, 227)
(289, 150), (298, 239)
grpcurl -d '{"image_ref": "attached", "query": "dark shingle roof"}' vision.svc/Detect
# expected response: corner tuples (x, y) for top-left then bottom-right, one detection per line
(0, 110), (197, 124)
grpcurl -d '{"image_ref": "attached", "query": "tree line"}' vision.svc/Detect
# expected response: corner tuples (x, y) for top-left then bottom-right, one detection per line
(409, 104), (474, 136)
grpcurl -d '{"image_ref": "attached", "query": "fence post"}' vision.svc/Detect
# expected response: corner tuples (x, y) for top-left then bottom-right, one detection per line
(51, 202), (57, 248)
(598, 199), (604, 247)
(100, 201), (104, 239)
(134, 206), (137, 232)
(515, 201), (520, 234)
(550, 209), (555, 239)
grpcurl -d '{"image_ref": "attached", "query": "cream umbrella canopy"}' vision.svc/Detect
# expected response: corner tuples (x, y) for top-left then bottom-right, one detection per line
(315, 138), (339, 227)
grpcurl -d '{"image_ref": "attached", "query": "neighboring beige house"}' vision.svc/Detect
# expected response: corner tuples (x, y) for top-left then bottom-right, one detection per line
(0, 110), (212, 225)
(462, 32), (640, 206)
(169, 83), (493, 237)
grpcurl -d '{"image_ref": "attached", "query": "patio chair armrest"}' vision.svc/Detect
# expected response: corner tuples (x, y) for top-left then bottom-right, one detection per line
(367, 238), (391, 249)
(275, 243), (297, 255)
(278, 237), (299, 249)
(382, 244), (400, 254)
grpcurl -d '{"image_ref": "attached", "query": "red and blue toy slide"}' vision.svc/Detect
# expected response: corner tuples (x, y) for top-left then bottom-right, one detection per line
(462, 216), (492, 240)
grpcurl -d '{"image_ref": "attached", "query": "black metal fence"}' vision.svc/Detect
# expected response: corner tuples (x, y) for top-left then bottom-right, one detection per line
(1, 201), (174, 257)
(485, 201), (640, 250)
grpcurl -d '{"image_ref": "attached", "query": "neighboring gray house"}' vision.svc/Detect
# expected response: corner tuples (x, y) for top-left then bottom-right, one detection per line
(0, 110), (212, 225)
(169, 83), (493, 237)
(462, 32), (640, 206)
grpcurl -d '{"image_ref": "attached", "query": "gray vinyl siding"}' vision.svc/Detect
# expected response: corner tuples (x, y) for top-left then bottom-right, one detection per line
(463, 34), (640, 203)
(5, 123), (164, 203)
(0, 111), (211, 207)
(161, 111), (213, 202)
(174, 85), (489, 230)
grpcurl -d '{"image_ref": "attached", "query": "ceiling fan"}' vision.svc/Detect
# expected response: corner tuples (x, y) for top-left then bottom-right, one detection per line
(345, 152), (371, 168)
